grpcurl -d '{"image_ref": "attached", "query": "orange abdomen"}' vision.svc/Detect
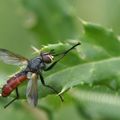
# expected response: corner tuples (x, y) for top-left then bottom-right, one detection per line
(2, 73), (28, 97)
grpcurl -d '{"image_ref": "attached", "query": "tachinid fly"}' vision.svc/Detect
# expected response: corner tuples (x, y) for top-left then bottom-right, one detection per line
(0, 42), (80, 108)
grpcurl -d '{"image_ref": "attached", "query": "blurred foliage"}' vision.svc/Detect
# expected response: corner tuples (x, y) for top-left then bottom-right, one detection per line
(1, 0), (120, 120)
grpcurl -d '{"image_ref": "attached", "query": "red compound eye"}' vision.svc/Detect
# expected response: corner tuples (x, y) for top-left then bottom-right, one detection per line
(42, 54), (54, 63)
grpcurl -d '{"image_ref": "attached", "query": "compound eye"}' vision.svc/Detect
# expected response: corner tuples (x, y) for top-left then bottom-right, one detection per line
(42, 55), (54, 63)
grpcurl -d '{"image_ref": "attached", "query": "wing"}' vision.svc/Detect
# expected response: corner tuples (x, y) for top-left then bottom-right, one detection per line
(0, 49), (28, 66)
(26, 73), (38, 107)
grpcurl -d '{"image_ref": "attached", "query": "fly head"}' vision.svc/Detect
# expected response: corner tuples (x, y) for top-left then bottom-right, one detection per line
(40, 52), (54, 64)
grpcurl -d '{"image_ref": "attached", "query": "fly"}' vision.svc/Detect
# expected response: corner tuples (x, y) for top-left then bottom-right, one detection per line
(0, 42), (80, 108)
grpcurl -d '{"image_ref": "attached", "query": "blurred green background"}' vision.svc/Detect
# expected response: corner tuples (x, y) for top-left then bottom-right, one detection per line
(1, 0), (120, 120)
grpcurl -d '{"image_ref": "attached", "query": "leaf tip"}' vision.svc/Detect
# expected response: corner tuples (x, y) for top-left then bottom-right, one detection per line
(77, 17), (87, 25)
(58, 87), (69, 95)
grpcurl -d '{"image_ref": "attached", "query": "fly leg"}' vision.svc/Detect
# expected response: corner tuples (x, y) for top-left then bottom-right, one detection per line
(39, 73), (64, 102)
(45, 42), (80, 71)
(4, 87), (19, 108)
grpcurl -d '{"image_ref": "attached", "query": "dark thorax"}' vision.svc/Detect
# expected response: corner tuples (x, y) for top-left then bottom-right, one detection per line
(27, 57), (46, 73)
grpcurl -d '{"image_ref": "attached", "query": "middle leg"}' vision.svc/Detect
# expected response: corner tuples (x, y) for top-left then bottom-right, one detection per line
(39, 73), (64, 102)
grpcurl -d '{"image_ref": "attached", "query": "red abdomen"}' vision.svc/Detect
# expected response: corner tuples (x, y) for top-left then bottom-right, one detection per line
(2, 72), (28, 97)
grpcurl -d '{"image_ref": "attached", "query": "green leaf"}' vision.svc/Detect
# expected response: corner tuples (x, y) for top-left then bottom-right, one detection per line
(82, 21), (120, 56)
(41, 57), (120, 96)
(36, 22), (120, 97)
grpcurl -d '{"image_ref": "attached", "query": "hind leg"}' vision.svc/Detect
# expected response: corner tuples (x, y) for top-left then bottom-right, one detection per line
(4, 87), (19, 108)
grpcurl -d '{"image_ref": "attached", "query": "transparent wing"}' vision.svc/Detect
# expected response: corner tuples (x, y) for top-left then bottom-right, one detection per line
(0, 49), (28, 66)
(26, 73), (38, 107)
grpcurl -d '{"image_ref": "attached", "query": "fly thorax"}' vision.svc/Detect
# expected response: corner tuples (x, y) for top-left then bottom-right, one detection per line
(28, 57), (41, 72)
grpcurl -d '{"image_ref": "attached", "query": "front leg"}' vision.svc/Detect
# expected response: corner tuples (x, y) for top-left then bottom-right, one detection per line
(44, 61), (58, 71)
(45, 42), (80, 71)
(39, 72), (64, 102)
